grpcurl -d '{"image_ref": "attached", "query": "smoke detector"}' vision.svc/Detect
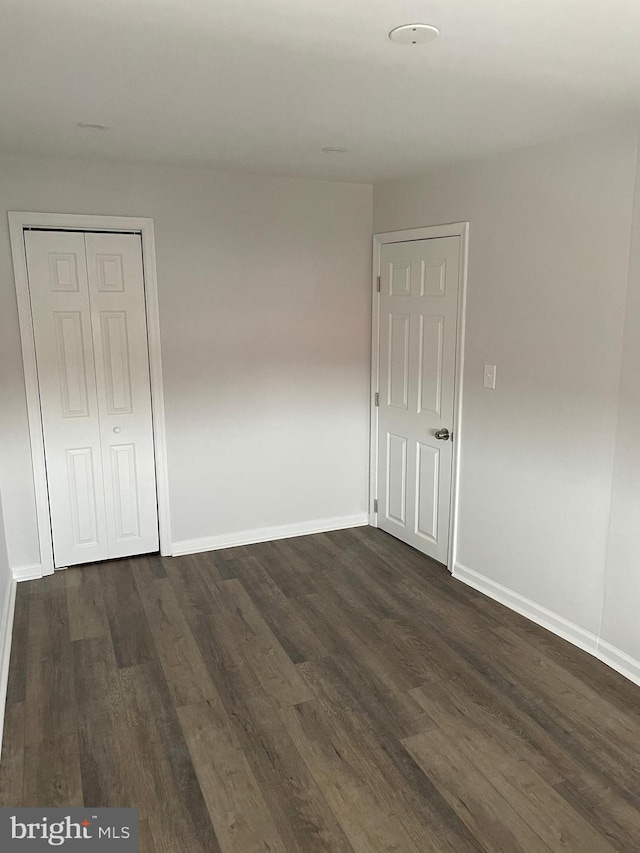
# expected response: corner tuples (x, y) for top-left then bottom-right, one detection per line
(389, 24), (439, 44)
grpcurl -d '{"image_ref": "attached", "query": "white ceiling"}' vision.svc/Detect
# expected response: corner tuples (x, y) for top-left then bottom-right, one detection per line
(2, 0), (640, 182)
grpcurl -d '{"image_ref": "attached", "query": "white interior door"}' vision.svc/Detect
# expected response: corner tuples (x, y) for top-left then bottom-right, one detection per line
(25, 230), (159, 568)
(376, 236), (460, 564)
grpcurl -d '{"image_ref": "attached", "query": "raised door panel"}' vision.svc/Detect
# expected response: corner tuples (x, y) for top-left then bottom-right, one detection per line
(418, 315), (444, 416)
(100, 312), (133, 415)
(66, 447), (101, 547)
(85, 232), (159, 559)
(110, 444), (141, 540)
(415, 443), (439, 543)
(49, 253), (80, 292)
(54, 312), (90, 418)
(387, 314), (410, 409)
(389, 262), (411, 297)
(95, 254), (125, 292)
(386, 433), (407, 527)
(24, 230), (109, 567)
(420, 259), (447, 296)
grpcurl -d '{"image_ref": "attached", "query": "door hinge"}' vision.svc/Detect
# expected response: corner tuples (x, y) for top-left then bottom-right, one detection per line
(373, 499), (378, 513)
(376, 275), (381, 292)
(375, 392), (379, 406)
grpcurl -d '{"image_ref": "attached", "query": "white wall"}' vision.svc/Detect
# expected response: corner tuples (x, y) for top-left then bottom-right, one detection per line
(0, 153), (372, 568)
(0, 485), (14, 750)
(374, 126), (638, 637)
(601, 136), (640, 662)
(0, 488), (10, 629)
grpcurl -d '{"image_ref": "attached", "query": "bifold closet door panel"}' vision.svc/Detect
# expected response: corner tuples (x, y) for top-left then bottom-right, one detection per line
(24, 230), (110, 567)
(85, 232), (159, 559)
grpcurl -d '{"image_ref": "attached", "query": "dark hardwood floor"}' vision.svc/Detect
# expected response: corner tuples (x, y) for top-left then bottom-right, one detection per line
(1, 526), (640, 851)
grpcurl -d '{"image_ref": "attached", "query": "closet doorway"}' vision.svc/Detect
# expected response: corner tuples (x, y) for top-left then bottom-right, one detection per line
(9, 213), (170, 575)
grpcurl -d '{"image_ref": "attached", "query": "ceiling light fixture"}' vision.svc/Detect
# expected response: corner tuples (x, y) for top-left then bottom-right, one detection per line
(77, 122), (109, 130)
(322, 146), (347, 154)
(389, 24), (439, 45)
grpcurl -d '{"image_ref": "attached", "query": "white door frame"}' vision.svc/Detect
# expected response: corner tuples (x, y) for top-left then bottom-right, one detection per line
(8, 211), (171, 576)
(370, 222), (469, 572)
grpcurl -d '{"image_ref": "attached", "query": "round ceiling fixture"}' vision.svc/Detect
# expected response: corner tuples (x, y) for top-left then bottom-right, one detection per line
(322, 146), (347, 154)
(77, 122), (108, 130)
(388, 24), (439, 44)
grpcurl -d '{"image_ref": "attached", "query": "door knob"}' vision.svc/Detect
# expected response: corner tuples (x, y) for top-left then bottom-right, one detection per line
(434, 427), (450, 441)
(113, 427), (121, 434)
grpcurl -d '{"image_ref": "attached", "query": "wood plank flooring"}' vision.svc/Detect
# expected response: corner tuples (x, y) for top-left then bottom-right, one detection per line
(2, 526), (640, 851)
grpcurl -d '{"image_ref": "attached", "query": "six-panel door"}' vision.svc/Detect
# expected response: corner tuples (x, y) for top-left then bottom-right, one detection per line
(25, 230), (159, 568)
(377, 236), (460, 564)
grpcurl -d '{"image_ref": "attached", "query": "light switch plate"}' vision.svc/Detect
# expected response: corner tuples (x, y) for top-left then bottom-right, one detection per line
(483, 364), (497, 389)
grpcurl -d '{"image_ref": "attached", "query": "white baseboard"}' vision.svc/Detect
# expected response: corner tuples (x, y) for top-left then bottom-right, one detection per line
(12, 563), (43, 582)
(596, 639), (640, 688)
(453, 563), (599, 654)
(453, 562), (640, 689)
(0, 579), (17, 755)
(171, 513), (369, 557)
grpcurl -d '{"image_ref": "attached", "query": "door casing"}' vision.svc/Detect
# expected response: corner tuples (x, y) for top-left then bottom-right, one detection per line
(9, 211), (171, 577)
(370, 222), (469, 571)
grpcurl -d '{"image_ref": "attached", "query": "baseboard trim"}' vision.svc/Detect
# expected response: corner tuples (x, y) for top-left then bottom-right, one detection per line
(453, 563), (599, 654)
(453, 562), (640, 689)
(171, 514), (369, 557)
(0, 579), (17, 756)
(596, 639), (640, 688)
(12, 563), (43, 582)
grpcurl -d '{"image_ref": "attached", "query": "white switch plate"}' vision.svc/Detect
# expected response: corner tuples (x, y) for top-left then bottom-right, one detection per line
(483, 364), (497, 389)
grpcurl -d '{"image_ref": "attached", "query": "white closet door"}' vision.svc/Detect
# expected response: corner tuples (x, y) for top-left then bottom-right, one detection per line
(25, 230), (110, 566)
(85, 233), (159, 560)
(25, 230), (159, 568)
